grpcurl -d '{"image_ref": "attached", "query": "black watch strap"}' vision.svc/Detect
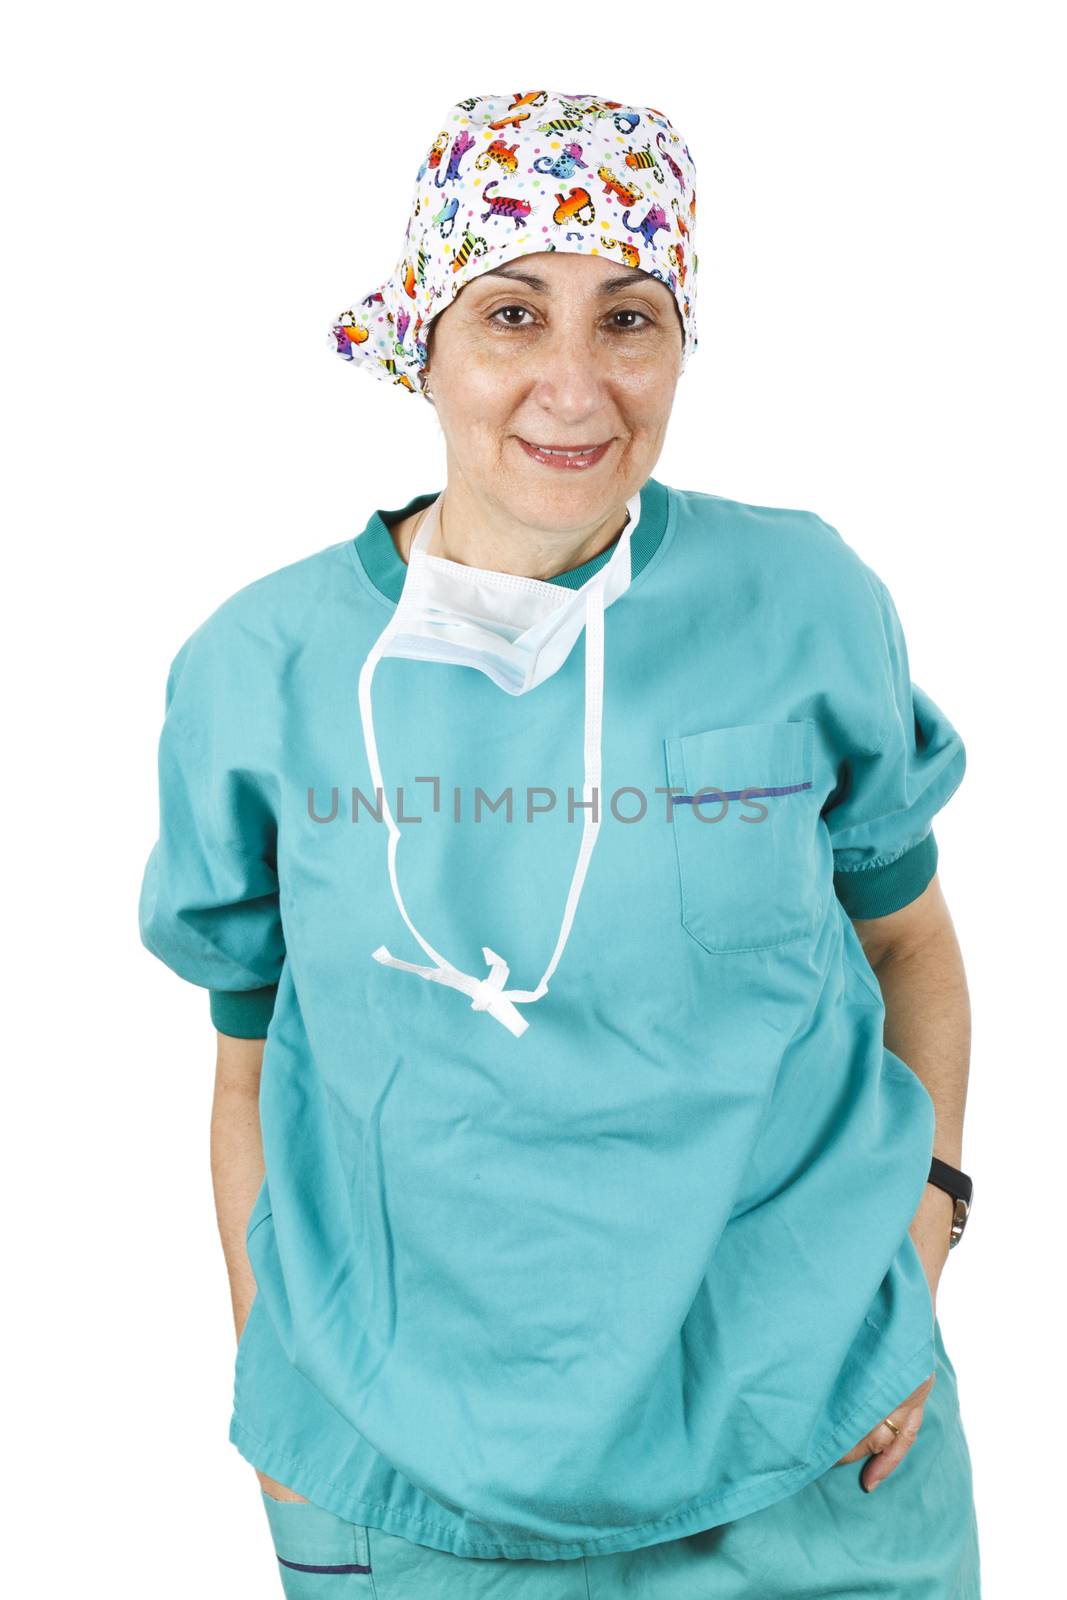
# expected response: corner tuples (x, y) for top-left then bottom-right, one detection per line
(928, 1156), (973, 1247)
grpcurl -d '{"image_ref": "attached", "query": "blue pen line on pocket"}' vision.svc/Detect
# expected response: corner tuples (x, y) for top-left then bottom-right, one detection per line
(674, 781), (812, 803)
(277, 1557), (373, 1574)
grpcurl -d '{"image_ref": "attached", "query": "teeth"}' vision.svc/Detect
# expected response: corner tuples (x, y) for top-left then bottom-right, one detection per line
(534, 445), (597, 455)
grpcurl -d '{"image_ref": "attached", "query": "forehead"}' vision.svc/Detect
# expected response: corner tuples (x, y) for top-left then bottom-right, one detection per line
(466, 253), (671, 297)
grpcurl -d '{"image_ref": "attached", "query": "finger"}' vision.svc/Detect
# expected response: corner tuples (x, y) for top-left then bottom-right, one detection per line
(834, 1371), (936, 1469)
(862, 1401), (927, 1491)
(835, 1408), (917, 1469)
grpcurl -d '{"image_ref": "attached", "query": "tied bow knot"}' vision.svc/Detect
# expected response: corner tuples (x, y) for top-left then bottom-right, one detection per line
(469, 947), (510, 1013)
(371, 943), (530, 1038)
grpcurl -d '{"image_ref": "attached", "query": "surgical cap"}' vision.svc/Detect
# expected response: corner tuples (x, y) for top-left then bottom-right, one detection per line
(328, 89), (699, 398)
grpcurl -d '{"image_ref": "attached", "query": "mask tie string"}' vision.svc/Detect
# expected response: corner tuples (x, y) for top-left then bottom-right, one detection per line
(357, 629), (533, 1036)
(356, 496), (635, 1039)
(358, 580), (607, 1039)
(496, 575), (606, 1007)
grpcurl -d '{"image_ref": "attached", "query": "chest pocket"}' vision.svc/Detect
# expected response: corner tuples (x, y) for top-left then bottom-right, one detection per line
(664, 720), (822, 953)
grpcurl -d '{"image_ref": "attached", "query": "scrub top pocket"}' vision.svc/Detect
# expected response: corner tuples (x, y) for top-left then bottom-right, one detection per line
(665, 720), (822, 953)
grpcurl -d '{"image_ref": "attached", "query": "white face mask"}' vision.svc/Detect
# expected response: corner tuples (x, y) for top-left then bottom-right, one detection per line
(357, 488), (642, 1038)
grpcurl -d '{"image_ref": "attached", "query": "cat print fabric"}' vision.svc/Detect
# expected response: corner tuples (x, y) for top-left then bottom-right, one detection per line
(328, 88), (699, 397)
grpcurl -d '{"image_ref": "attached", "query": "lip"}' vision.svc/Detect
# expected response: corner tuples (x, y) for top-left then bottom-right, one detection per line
(516, 437), (613, 470)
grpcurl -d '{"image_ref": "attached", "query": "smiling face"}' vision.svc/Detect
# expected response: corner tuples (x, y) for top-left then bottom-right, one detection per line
(421, 251), (684, 533)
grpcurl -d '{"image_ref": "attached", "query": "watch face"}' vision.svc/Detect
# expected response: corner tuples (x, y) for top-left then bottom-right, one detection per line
(949, 1196), (970, 1247)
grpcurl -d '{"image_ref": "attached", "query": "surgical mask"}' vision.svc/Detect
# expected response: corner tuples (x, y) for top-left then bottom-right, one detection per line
(357, 488), (642, 1038)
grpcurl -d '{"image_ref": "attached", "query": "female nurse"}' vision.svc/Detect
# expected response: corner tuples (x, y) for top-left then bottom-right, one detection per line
(139, 90), (981, 1596)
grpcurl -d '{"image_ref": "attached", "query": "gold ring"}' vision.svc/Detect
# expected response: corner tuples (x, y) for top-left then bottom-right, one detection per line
(882, 1416), (902, 1438)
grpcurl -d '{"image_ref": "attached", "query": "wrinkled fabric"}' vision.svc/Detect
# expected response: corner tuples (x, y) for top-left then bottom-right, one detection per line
(327, 88), (698, 398)
(139, 477), (970, 1559)
(258, 1320), (979, 1596)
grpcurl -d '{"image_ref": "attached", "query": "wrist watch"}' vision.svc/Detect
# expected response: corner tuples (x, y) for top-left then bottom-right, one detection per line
(927, 1157), (973, 1248)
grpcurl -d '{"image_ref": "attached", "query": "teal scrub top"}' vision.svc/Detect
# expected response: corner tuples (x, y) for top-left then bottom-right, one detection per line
(138, 476), (966, 1560)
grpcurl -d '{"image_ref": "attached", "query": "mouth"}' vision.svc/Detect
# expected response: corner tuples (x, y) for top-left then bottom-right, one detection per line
(516, 437), (614, 470)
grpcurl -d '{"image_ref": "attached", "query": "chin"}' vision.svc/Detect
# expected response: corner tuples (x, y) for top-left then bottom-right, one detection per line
(508, 476), (620, 526)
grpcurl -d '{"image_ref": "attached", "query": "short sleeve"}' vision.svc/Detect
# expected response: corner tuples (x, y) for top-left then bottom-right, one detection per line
(824, 571), (966, 919)
(138, 624), (284, 1036)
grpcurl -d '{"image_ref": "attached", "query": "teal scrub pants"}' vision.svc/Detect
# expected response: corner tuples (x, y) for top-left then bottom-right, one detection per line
(258, 1318), (980, 1599)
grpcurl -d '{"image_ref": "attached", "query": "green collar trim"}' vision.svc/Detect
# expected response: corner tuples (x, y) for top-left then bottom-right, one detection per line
(354, 476), (670, 602)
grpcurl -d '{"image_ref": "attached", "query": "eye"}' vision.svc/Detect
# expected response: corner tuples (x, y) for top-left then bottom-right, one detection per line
(609, 308), (652, 332)
(487, 305), (654, 332)
(489, 304), (535, 329)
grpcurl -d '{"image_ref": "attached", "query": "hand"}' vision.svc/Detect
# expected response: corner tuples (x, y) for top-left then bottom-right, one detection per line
(256, 1468), (309, 1503)
(834, 1370), (937, 1489)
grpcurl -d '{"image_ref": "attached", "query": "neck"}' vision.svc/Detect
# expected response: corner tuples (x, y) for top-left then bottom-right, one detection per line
(394, 471), (632, 579)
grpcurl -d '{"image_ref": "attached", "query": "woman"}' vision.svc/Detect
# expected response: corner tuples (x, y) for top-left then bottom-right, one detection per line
(139, 89), (981, 1595)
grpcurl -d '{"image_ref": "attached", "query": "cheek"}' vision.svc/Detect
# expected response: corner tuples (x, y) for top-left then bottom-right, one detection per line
(616, 363), (678, 424)
(439, 347), (526, 421)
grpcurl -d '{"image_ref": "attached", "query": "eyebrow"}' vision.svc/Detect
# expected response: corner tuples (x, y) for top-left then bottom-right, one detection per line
(477, 264), (669, 297)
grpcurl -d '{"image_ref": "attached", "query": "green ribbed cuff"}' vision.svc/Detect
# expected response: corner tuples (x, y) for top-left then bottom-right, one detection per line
(833, 831), (939, 919)
(209, 985), (278, 1038)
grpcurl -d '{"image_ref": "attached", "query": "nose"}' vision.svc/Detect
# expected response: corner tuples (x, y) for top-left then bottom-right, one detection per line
(523, 315), (617, 421)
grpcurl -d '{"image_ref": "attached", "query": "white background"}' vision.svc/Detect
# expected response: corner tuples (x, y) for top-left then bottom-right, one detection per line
(5, 3), (1061, 1592)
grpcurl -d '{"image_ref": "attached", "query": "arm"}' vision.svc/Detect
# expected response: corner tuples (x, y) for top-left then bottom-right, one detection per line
(850, 870), (972, 1309)
(210, 1031), (309, 1503)
(210, 1031), (266, 1346)
(832, 870), (971, 1487)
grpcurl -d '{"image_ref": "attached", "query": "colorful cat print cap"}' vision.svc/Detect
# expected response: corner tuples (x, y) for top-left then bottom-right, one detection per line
(328, 89), (699, 398)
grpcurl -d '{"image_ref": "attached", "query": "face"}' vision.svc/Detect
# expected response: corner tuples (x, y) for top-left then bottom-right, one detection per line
(421, 251), (684, 531)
